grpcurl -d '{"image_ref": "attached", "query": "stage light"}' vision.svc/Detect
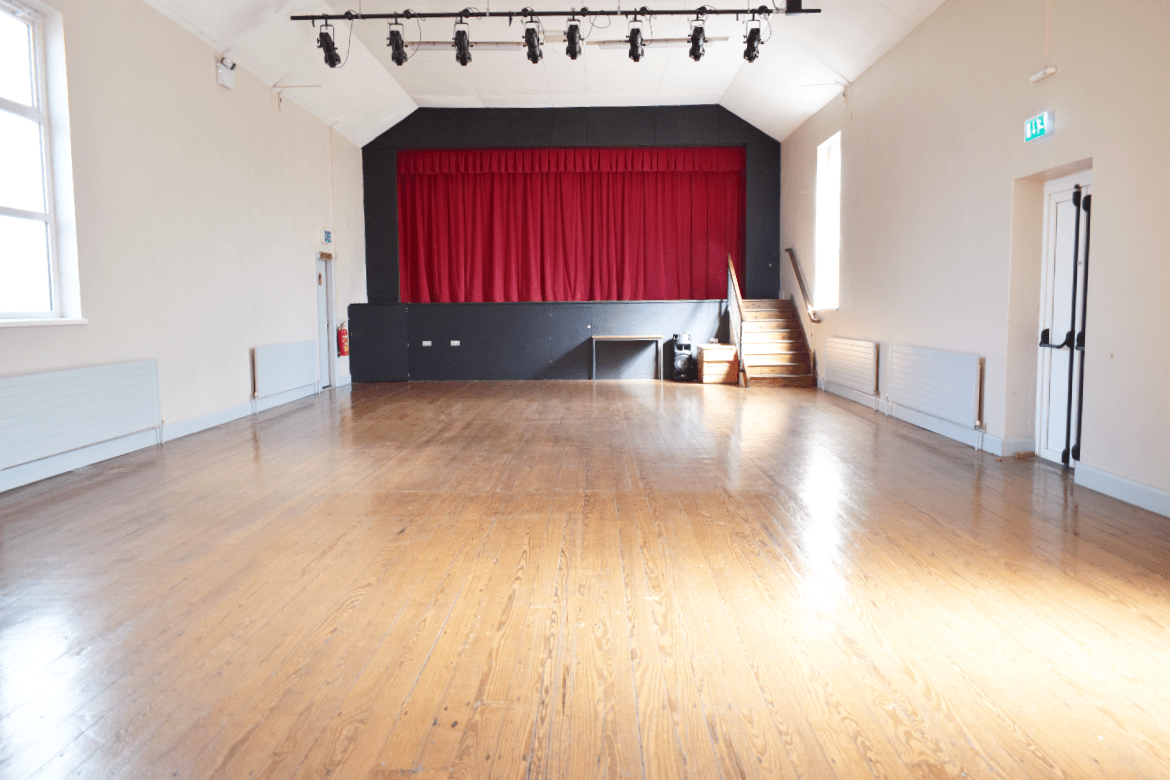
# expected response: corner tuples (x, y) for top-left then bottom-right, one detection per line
(454, 21), (472, 66)
(565, 19), (583, 59)
(318, 23), (341, 68)
(524, 21), (543, 63)
(688, 23), (705, 61)
(743, 21), (761, 62)
(628, 24), (644, 62)
(388, 22), (408, 66)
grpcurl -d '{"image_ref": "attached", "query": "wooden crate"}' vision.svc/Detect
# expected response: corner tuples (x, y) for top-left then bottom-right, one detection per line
(697, 344), (738, 384)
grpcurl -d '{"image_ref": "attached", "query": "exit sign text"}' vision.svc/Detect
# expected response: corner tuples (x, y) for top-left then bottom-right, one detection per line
(1025, 112), (1052, 142)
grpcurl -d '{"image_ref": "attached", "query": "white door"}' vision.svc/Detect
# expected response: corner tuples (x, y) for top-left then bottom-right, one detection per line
(1036, 171), (1092, 465)
(316, 258), (332, 388)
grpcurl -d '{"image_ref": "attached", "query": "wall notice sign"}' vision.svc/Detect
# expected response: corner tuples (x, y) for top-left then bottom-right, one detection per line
(1025, 112), (1052, 142)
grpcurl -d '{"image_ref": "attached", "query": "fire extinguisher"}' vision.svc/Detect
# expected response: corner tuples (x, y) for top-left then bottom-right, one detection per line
(336, 320), (350, 357)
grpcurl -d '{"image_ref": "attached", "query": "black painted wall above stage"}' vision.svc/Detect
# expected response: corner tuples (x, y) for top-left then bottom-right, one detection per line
(348, 300), (727, 382)
(362, 106), (781, 303)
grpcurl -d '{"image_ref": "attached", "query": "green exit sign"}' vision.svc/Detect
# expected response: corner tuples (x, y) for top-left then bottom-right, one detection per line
(1025, 112), (1052, 142)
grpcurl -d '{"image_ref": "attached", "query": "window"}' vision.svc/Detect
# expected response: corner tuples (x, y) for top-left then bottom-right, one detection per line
(1, 0), (78, 322)
(814, 131), (841, 310)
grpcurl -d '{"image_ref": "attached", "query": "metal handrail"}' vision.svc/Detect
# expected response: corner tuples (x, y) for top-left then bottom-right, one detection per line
(784, 248), (821, 323)
(727, 255), (749, 387)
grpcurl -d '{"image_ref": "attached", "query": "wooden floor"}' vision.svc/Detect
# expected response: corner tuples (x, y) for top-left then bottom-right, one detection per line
(2, 382), (1170, 780)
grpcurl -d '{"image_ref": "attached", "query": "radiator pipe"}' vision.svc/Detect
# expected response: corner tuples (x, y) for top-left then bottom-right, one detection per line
(1071, 193), (1092, 462)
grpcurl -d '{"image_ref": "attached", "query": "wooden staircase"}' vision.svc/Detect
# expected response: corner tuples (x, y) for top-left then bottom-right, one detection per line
(740, 299), (817, 388)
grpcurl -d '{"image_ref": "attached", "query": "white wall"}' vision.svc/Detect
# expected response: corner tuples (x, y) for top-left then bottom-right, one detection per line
(0, 0), (365, 429)
(781, 0), (1170, 497)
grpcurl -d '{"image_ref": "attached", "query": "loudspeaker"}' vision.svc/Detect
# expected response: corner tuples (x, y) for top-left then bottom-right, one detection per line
(672, 333), (696, 381)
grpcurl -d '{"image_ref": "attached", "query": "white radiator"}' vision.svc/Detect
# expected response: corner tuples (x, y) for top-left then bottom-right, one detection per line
(824, 337), (878, 405)
(252, 341), (318, 399)
(0, 360), (160, 471)
(888, 344), (983, 444)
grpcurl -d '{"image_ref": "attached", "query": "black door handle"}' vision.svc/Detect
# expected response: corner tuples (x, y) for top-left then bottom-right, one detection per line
(1039, 328), (1074, 349)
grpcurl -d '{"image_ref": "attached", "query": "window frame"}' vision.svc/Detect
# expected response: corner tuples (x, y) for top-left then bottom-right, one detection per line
(0, 0), (81, 326)
(814, 130), (842, 312)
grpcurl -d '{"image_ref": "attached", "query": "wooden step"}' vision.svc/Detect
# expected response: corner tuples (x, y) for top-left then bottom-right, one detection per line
(739, 299), (815, 389)
(742, 320), (797, 333)
(741, 342), (807, 355)
(743, 309), (786, 321)
(750, 374), (818, 388)
(741, 327), (798, 338)
(744, 352), (808, 366)
(742, 332), (800, 345)
(745, 298), (797, 310)
(748, 363), (811, 377)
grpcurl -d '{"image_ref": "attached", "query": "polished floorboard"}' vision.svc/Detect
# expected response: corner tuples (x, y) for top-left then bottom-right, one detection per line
(2, 381), (1170, 780)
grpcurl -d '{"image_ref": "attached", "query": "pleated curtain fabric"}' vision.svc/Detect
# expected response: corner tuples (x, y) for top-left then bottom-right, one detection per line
(397, 147), (746, 303)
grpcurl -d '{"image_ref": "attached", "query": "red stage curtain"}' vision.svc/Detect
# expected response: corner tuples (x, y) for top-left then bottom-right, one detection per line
(397, 147), (746, 303)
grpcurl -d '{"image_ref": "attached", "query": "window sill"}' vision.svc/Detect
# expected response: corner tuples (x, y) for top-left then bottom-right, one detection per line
(0, 318), (88, 328)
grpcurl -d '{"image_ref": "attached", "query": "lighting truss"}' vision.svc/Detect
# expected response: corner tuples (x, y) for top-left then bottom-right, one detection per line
(295, 2), (819, 67)
(292, 1), (819, 28)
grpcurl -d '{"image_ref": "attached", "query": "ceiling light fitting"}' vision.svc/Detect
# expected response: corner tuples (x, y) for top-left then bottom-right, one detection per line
(525, 25), (543, 62)
(317, 22), (342, 68)
(743, 17), (762, 62)
(688, 16), (706, 61)
(388, 22), (408, 65)
(628, 17), (644, 62)
(294, 2), (819, 66)
(523, 10), (544, 64)
(565, 17), (583, 59)
(454, 19), (472, 66)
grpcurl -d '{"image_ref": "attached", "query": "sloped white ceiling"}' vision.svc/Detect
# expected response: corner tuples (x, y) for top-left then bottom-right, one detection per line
(140, 0), (946, 145)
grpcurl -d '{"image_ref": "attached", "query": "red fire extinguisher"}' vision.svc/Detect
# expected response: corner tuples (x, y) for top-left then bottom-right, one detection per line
(337, 321), (350, 357)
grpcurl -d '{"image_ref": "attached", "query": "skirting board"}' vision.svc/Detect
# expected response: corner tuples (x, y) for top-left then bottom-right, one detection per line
(1, 384), (321, 494)
(0, 429), (158, 494)
(888, 404), (982, 449)
(824, 380), (881, 411)
(163, 385), (319, 441)
(820, 382), (1034, 458)
(254, 384), (318, 414)
(336, 373), (352, 387)
(980, 436), (1035, 457)
(161, 401), (255, 443)
(1075, 464), (1170, 519)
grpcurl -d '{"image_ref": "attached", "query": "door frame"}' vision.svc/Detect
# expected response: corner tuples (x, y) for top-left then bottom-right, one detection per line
(316, 253), (336, 390)
(1035, 169), (1092, 465)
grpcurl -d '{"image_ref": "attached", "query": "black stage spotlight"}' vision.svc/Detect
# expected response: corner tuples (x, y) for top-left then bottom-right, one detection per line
(628, 24), (644, 62)
(454, 22), (472, 66)
(565, 18), (583, 59)
(388, 22), (408, 66)
(525, 22), (543, 63)
(744, 22), (761, 62)
(318, 23), (342, 68)
(688, 23), (705, 61)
